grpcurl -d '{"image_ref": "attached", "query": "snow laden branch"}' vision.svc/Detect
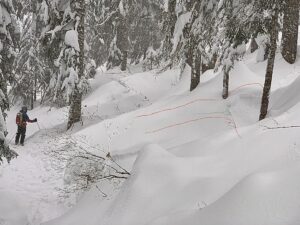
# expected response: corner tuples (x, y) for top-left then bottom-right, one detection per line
(57, 137), (130, 193)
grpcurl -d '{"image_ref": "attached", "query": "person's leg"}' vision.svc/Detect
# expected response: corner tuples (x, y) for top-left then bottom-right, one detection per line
(15, 126), (21, 144)
(20, 127), (26, 145)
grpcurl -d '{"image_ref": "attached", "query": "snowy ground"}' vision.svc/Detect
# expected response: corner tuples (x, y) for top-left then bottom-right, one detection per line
(1, 51), (300, 225)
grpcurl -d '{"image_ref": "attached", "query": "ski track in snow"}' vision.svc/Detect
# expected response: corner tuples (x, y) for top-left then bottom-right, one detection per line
(0, 127), (75, 224)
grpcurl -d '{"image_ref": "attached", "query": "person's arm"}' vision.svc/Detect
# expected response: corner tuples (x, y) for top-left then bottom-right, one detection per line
(25, 114), (37, 123)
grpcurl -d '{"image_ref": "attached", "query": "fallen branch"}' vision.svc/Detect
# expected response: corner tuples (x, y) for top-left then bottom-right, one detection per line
(106, 152), (131, 175)
(261, 125), (300, 130)
(96, 185), (108, 198)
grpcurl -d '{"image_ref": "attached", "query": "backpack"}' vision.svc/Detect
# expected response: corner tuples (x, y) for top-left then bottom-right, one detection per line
(16, 112), (23, 126)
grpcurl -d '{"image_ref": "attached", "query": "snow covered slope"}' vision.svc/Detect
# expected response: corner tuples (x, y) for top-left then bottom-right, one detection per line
(42, 52), (300, 225)
(2, 51), (300, 225)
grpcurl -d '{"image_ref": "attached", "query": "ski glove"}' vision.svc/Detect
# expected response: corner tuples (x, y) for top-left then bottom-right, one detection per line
(34, 118), (37, 122)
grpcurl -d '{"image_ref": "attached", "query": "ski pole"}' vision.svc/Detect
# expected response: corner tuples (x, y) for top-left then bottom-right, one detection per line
(8, 134), (16, 145)
(37, 121), (41, 130)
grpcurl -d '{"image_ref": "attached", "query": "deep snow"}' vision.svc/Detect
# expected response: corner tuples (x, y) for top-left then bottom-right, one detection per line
(1, 51), (300, 225)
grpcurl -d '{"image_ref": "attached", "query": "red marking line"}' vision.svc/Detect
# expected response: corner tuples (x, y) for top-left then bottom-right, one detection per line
(137, 98), (220, 118)
(146, 116), (232, 134)
(138, 83), (263, 118)
(230, 83), (263, 95)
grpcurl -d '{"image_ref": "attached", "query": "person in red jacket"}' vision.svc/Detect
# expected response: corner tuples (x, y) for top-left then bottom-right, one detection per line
(15, 106), (37, 146)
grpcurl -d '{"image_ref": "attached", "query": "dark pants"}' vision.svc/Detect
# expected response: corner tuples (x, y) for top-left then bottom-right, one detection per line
(15, 126), (26, 145)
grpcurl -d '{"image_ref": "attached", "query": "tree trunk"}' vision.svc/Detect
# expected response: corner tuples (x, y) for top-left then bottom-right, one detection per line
(281, 0), (299, 64)
(263, 43), (270, 61)
(190, 48), (201, 91)
(34, 73), (37, 102)
(67, 0), (85, 130)
(121, 50), (127, 71)
(31, 92), (34, 110)
(259, 11), (279, 121)
(0, 76), (9, 113)
(167, 0), (177, 40)
(67, 88), (82, 129)
(162, 0), (177, 60)
(117, 15), (129, 71)
(222, 69), (229, 99)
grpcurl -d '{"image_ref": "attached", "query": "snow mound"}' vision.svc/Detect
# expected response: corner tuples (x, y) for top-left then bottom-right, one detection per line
(98, 144), (219, 225)
(0, 192), (28, 225)
(153, 163), (300, 225)
(270, 75), (300, 116)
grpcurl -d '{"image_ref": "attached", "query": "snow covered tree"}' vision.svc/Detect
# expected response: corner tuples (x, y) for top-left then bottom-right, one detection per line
(0, 0), (19, 163)
(130, 1), (163, 66)
(281, 0), (299, 64)
(161, 0), (177, 64)
(85, 0), (109, 67)
(11, 0), (46, 108)
(259, 1), (281, 120)
(214, 0), (283, 118)
(67, 0), (86, 129)
(32, 0), (88, 128)
(104, 0), (131, 71)
(0, 97), (17, 164)
(0, 1), (19, 109)
(188, 0), (219, 91)
(214, 0), (251, 99)
(100, 0), (164, 71)
(157, 0), (219, 90)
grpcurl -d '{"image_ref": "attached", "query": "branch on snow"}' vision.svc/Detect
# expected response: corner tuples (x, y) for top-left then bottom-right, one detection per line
(261, 125), (300, 130)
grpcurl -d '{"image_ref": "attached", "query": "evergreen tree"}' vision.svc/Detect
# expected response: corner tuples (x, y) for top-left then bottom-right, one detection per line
(259, 1), (282, 120)
(0, 94), (17, 164)
(130, 0), (163, 66)
(0, 0), (19, 163)
(104, 0), (131, 71)
(67, 0), (86, 129)
(11, 0), (45, 108)
(100, 0), (163, 71)
(215, 0), (249, 99)
(161, 0), (177, 64)
(158, 0), (219, 90)
(37, 0), (88, 109)
(188, 0), (219, 91)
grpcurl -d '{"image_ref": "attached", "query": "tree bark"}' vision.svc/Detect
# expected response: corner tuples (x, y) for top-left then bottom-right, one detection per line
(31, 92), (34, 110)
(190, 48), (201, 91)
(67, 0), (85, 130)
(117, 15), (129, 71)
(162, 0), (177, 61)
(67, 88), (82, 129)
(222, 69), (229, 99)
(281, 0), (299, 64)
(121, 50), (127, 71)
(259, 11), (279, 121)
